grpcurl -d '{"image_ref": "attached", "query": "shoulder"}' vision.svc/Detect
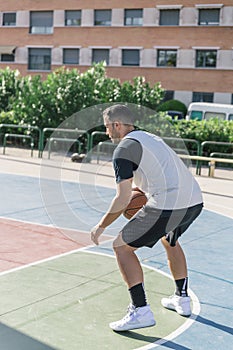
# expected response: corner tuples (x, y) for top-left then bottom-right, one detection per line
(115, 137), (140, 152)
(113, 137), (142, 162)
(120, 134), (142, 148)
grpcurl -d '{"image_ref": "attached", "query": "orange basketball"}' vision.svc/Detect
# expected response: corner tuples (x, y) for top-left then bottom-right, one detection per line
(123, 190), (147, 220)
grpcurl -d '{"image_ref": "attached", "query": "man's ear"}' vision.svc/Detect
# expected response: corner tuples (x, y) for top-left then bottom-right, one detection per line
(114, 121), (121, 128)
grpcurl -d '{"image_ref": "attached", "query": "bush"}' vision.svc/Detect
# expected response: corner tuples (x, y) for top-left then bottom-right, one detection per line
(172, 119), (232, 143)
(138, 115), (233, 155)
(157, 99), (187, 116)
(172, 119), (233, 155)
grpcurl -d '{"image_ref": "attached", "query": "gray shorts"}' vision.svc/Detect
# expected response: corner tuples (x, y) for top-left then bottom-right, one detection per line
(121, 203), (203, 248)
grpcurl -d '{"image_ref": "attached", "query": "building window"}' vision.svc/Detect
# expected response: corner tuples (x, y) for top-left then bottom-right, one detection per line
(163, 90), (174, 102)
(94, 10), (111, 26)
(159, 9), (180, 26)
(198, 9), (220, 25)
(63, 49), (79, 64)
(122, 49), (140, 66)
(92, 49), (109, 65)
(2, 12), (16, 26)
(124, 9), (143, 26)
(157, 50), (177, 67)
(0, 54), (15, 62)
(192, 92), (214, 103)
(196, 50), (217, 68)
(65, 10), (81, 26)
(0, 46), (16, 60)
(28, 48), (51, 71)
(30, 11), (53, 34)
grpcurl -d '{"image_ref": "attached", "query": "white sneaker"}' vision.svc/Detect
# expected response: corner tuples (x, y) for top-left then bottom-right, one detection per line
(161, 295), (191, 316)
(109, 304), (156, 331)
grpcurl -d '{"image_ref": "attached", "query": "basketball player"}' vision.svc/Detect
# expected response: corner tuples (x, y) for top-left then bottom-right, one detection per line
(90, 104), (203, 331)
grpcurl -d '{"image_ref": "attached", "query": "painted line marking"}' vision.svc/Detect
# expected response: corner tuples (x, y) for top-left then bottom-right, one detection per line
(83, 249), (201, 350)
(0, 240), (201, 350)
(0, 217), (113, 276)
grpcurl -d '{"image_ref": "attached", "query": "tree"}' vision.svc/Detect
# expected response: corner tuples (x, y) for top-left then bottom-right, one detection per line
(0, 67), (20, 112)
(0, 63), (165, 130)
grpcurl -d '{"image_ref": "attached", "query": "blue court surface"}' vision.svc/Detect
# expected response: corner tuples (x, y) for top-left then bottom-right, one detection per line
(0, 163), (232, 350)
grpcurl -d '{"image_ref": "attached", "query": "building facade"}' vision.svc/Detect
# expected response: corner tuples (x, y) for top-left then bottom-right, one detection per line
(0, 0), (233, 106)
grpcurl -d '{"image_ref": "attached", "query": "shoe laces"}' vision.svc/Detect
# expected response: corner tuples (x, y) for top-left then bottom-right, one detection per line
(169, 294), (179, 299)
(127, 303), (136, 314)
(118, 304), (136, 324)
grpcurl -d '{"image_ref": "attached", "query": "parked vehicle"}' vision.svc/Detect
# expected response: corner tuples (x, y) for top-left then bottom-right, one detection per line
(186, 102), (233, 121)
(166, 110), (184, 120)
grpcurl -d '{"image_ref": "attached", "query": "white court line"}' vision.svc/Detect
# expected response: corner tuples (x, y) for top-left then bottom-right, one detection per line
(0, 244), (94, 277)
(0, 219), (201, 350)
(0, 166), (228, 347)
(0, 215), (114, 238)
(0, 215), (84, 232)
(0, 245), (201, 349)
(84, 249), (201, 350)
(0, 215), (105, 233)
(0, 218), (113, 277)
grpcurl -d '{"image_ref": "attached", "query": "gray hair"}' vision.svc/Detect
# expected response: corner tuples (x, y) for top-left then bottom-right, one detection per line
(103, 104), (135, 125)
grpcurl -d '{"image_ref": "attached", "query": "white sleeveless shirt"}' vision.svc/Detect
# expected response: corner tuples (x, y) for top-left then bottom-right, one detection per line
(124, 130), (203, 210)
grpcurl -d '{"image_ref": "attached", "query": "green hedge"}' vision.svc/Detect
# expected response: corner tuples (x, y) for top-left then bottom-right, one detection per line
(157, 99), (187, 116)
(141, 116), (233, 155)
(173, 119), (233, 155)
(172, 119), (232, 143)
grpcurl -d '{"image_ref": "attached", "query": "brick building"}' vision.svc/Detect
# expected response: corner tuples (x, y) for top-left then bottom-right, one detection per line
(0, 0), (233, 106)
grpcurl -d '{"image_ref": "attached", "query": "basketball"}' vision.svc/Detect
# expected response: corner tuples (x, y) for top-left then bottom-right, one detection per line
(123, 190), (147, 220)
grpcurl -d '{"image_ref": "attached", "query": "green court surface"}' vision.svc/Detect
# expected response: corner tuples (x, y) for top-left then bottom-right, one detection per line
(0, 251), (190, 350)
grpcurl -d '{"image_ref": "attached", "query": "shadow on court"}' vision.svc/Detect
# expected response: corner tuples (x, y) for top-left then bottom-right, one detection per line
(117, 331), (192, 350)
(194, 315), (233, 336)
(115, 330), (159, 343)
(0, 322), (56, 350)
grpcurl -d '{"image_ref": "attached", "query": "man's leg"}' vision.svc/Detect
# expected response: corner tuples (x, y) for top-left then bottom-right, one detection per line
(161, 236), (187, 280)
(109, 233), (155, 331)
(113, 233), (143, 288)
(161, 236), (191, 316)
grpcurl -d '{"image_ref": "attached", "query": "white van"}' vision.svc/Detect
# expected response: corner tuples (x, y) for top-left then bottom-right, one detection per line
(186, 102), (233, 121)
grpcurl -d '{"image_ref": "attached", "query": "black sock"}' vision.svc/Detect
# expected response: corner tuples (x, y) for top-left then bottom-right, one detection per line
(175, 277), (188, 297)
(129, 283), (147, 308)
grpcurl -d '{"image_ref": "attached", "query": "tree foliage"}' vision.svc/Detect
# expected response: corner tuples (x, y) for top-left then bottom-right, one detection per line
(0, 63), (164, 130)
(0, 64), (232, 154)
(0, 67), (20, 112)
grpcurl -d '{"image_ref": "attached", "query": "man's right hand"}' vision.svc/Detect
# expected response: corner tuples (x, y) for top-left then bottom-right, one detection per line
(90, 225), (105, 245)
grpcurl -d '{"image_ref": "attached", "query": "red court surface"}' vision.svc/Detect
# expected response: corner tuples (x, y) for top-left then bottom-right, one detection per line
(0, 218), (111, 272)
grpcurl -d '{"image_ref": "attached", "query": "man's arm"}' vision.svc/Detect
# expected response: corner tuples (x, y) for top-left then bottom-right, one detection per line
(90, 178), (132, 245)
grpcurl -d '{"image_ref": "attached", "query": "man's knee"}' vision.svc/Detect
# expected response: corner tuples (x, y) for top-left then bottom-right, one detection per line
(161, 235), (178, 250)
(161, 235), (169, 247)
(113, 233), (135, 254)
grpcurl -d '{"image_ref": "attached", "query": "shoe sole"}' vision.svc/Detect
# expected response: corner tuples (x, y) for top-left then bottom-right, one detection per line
(110, 320), (156, 332)
(176, 309), (191, 317)
(162, 303), (191, 317)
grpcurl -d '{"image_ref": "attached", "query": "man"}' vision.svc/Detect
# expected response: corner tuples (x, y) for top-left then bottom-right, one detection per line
(90, 104), (203, 331)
